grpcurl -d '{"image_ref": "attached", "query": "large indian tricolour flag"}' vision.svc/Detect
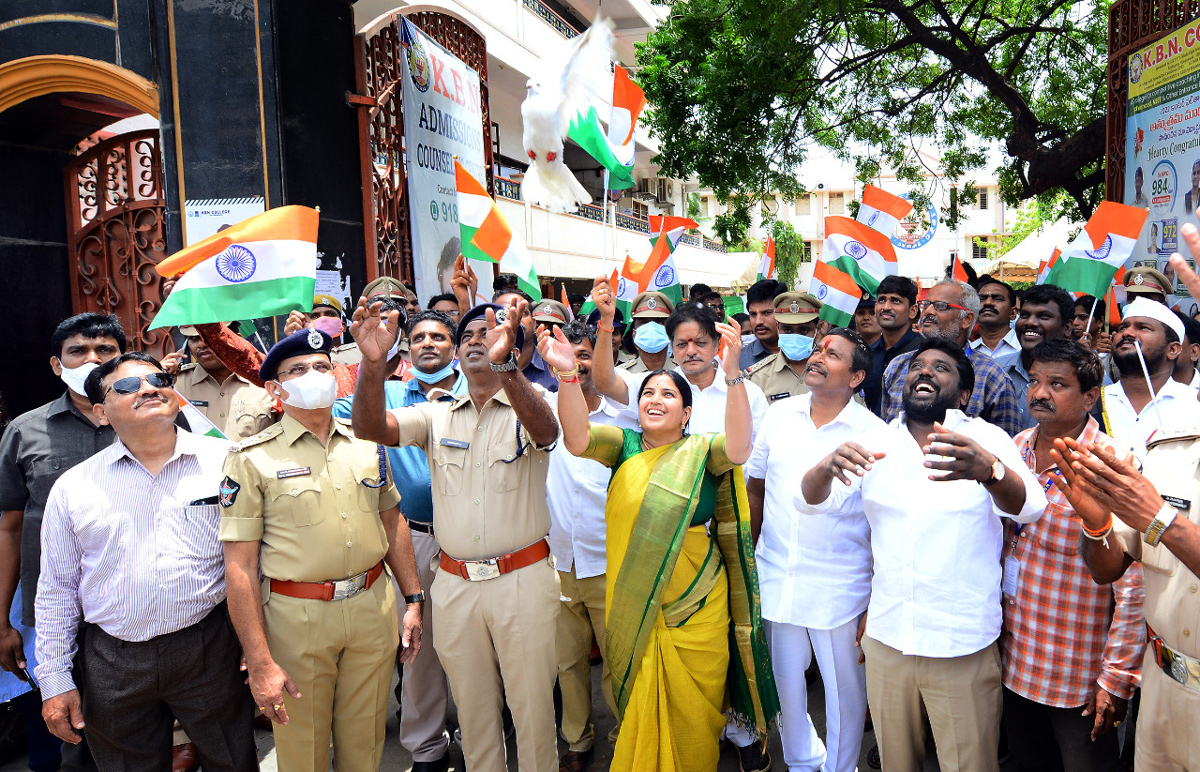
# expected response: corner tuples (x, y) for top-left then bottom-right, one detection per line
(822, 215), (898, 295)
(856, 185), (913, 237)
(455, 159), (542, 300)
(809, 260), (861, 327)
(1043, 202), (1147, 298)
(152, 206), (318, 329)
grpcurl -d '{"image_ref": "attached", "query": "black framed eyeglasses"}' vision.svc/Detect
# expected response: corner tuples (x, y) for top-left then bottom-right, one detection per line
(917, 300), (970, 314)
(104, 371), (175, 399)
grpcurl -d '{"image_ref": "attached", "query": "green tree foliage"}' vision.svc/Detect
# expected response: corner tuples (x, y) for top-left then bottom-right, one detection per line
(636, 0), (1109, 223)
(771, 220), (807, 288)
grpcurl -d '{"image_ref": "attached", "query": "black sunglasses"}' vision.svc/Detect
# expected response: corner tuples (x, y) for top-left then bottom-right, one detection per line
(105, 371), (175, 398)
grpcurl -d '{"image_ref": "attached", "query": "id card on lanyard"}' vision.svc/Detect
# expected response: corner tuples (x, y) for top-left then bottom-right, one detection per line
(1004, 438), (1054, 598)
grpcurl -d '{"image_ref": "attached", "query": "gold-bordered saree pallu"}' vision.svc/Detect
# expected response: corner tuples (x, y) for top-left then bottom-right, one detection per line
(604, 433), (780, 772)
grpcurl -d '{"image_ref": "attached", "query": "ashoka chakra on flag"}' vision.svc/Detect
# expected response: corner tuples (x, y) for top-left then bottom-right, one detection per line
(216, 245), (257, 283)
(845, 241), (868, 260)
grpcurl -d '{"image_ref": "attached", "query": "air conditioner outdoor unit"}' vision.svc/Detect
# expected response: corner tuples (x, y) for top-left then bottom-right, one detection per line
(657, 178), (674, 203)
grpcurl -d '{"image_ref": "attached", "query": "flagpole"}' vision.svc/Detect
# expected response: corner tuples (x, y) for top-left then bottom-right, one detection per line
(1134, 339), (1167, 432)
(1084, 299), (1098, 345)
(601, 169), (611, 276)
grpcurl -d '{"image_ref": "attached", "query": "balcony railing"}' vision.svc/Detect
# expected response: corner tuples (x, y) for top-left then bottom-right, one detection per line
(523, 0), (579, 39)
(493, 175), (725, 251)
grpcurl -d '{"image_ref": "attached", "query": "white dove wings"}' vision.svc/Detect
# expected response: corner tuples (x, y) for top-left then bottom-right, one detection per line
(520, 18), (616, 214)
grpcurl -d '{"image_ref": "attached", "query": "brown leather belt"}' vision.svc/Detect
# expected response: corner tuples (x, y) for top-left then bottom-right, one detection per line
(439, 539), (550, 582)
(270, 561), (384, 602)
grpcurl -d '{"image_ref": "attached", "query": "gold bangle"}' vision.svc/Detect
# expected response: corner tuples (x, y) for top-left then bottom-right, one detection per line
(550, 365), (579, 379)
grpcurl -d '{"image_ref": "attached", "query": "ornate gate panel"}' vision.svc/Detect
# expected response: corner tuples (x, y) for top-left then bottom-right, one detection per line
(64, 129), (170, 356)
(352, 8), (493, 285)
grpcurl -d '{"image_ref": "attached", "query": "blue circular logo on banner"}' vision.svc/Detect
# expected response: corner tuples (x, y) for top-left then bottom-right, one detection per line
(215, 245), (256, 283)
(890, 193), (938, 250)
(845, 241), (868, 259)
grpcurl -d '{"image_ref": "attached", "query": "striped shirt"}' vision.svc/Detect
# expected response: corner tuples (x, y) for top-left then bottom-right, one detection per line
(1001, 419), (1146, 706)
(34, 430), (232, 700)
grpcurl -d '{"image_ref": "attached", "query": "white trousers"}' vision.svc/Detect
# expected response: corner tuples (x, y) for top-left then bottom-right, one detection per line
(767, 617), (868, 772)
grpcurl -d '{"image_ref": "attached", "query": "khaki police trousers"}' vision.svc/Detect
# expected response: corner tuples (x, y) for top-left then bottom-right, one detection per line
(556, 566), (617, 753)
(1136, 653), (1200, 771)
(264, 574), (399, 772)
(398, 530), (450, 762)
(433, 556), (560, 772)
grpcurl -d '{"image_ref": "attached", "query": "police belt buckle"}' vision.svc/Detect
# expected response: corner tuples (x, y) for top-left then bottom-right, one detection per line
(329, 569), (371, 601)
(1158, 640), (1200, 691)
(463, 558), (502, 582)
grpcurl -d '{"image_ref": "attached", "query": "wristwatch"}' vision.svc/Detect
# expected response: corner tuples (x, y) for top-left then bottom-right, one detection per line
(404, 591), (426, 605)
(490, 352), (519, 372)
(724, 374), (746, 387)
(981, 455), (1006, 486)
(1144, 503), (1178, 546)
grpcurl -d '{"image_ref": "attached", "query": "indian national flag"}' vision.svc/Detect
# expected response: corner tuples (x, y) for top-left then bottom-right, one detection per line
(822, 215), (898, 295)
(1036, 249), (1062, 285)
(950, 253), (969, 283)
(757, 236), (776, 281)
(1043, 202), (1148, 298)
(177, 393), (226, 439)
(809, 261), (861, 327)
(857, 185), (913, 237)
(152, 206), (318, 329)
(648, 215), (698, 234)
(455, 159), (542, 300)
(629, 230), (684, 305)
(607, 65), (645, 174)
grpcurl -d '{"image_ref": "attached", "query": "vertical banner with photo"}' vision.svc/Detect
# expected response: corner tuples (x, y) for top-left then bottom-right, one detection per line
(400, 17), (493, 303)
(1124, 18), (1200, 312)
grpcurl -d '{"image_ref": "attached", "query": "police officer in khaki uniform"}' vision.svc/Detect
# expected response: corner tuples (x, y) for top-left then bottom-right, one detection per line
(350, 296), (562, 772)
(173, 325), (276, 439)
(744, 292), (829, 403)
(532, 298), (572, 332)
(1124, 265), (1174, 305)
(219, 328), (424, 772)
(1056, 425), (1200, 771)
(615, 291), (676, 374)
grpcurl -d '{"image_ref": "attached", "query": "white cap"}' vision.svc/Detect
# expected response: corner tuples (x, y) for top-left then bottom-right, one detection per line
(1122, 296), (1185, 343)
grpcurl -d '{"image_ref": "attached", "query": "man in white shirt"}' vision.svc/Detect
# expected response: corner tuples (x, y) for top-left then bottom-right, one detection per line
(971, 277), (1020, 359)
(746, 328), (884, 772)
(544, 320), (638, 772)
(1102, 297), (1200, 458)
(35, 352), (256, 771)
(799, 338), (1047, 772)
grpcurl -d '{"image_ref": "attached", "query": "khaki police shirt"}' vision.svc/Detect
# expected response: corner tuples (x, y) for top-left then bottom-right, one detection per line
(176, 363), (276, 440)
(744, 353), (809, 403)
(218, 414), (401, 583)
(389, 389), (553, 561)
(1114, 427), (1200, 657)
(617, 354), (676, 374)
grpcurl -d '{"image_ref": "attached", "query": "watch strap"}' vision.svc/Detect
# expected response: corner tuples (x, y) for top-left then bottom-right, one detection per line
(1145, 503), (1178, 546)
(404, 591), (426, 604)
(490, 352), (519, 372)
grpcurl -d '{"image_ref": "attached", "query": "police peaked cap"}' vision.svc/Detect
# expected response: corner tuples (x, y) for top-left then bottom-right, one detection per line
(259, 328), (334, 381)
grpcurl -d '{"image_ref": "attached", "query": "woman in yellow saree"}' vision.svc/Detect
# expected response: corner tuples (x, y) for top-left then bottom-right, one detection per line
(537, 316), (780, 772)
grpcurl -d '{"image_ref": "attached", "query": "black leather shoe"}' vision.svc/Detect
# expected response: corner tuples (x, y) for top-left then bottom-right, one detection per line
(412, 753), (450, 772)
(736, 737), (772, 772)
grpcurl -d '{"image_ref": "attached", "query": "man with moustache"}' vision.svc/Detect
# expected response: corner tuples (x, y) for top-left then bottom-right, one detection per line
(1101, 298), (1200, 458)
(36, 352), (257, 771)
(541, 320), (638, 772)
(864, 276), (921, 415)
(744, 292), (829, 403)
(995, 284), (1078, 432)
(350, 298), (563, 772)
(0, 313), (125, 772)
(220, 328), (424, 772)
(740, 279), (787, 369)
(801, 338), (1046, 772)
(747, 329), (882, 772)
(332, 309), (465, 772)
(972, 277), (1020, 359)
(881, 279), (1022, 436)
(1000, 339), (1145, 772)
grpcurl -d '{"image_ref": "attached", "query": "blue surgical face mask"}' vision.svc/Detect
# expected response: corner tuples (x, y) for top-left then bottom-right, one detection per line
(777, 333), (815, 363)
(412, 361), (456, 384)
(633, 321), (670, 354)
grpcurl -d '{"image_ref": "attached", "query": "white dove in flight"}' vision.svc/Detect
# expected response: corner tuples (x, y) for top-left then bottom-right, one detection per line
(520, 18), (615, 213)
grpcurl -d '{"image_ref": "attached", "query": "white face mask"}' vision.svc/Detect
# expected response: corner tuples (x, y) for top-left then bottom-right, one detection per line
(275, 370), (337, 410)
(58, 361), (99, 396)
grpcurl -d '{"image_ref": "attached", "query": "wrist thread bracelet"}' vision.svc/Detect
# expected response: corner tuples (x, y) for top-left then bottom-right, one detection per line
(598, 323), (614, 333)
(1082, 516), (1113, 537)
